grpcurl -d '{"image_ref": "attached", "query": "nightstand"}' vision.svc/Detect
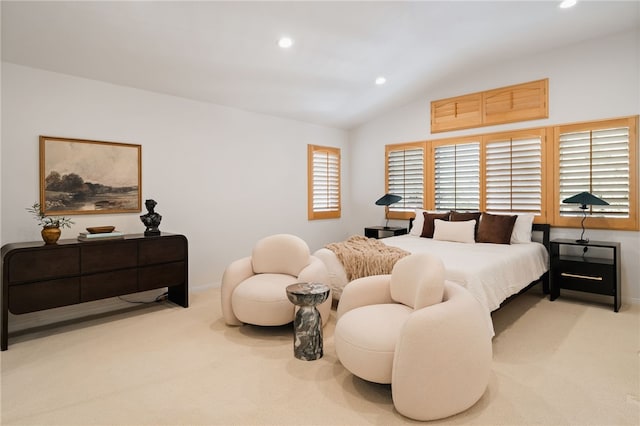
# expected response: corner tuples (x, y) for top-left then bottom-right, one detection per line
(549, 239), (621, 312)
(364, 226), (407, 239)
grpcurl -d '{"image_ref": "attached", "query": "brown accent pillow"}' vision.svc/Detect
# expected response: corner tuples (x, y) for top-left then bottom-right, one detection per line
(450, 211), (481, 239)
(421, 212), (450, 238)
(477, 212), (517, 244)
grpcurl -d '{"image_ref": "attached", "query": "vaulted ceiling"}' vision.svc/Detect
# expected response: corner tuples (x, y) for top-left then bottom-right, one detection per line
(2, 1), (638, 129)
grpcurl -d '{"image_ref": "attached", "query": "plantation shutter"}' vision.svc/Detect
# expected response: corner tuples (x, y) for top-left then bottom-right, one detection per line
(559, 126), (630, 218)
(387, 146), (424, 213)
(485, 135), (542, 213)
(434, 142), (480, 211)
(308, 145), (340, 220)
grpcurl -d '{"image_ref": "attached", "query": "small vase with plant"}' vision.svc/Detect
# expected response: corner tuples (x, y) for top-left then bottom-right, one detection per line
(26, 202), (74, 244)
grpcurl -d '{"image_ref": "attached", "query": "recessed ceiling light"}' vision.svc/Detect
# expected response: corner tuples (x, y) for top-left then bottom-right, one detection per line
(278, 37), (293, 49)
(559, 0), (577, 9)
(375, 76), (386, 85)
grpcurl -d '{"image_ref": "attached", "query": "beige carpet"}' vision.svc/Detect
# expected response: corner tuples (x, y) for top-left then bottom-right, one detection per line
(1, 285), (638, 425)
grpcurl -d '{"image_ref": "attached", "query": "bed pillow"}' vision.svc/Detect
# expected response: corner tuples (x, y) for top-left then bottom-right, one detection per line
(420, 212), (450, 238)
(490, 212), (535, 243)
(432, 219), (476, 243)
(512, 213), (535, 243)
(477, 212), (517, 244)
(450, 211), (482, 240)
(409, 209), (427, 236)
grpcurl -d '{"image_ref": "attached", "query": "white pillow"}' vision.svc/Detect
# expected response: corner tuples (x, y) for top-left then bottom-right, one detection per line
(433, 219), (476, 243)
(409, 209), (427, 236)
(490, 212), (535, 243)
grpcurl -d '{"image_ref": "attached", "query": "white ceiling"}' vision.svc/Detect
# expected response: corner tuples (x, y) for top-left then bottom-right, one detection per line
(2, 1), (639, 129)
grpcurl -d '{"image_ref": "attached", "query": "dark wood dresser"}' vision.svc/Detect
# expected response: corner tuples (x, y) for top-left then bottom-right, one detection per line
(1, 233), (188, 350)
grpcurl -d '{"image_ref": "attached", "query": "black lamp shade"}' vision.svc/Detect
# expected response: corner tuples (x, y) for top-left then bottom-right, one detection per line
(562, 191), (609, 209)
(375, 194), (402, 206)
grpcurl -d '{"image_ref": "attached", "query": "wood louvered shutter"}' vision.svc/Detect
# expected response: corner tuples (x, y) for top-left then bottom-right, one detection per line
(559, 126), (630, 218)
(308, 145), (341, 220)
(434, 141), (480, 211)
(431, 94), (482, 133)
(484, 130), (545, 216)
(386, 142), (426, 219)
(483, 79), (548, 125)
(430, 79), (548, 133)
(554, 117), (638, 230)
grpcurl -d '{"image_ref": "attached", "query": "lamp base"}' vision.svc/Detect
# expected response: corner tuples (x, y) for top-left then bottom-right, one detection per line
(575, 238), (589, 244)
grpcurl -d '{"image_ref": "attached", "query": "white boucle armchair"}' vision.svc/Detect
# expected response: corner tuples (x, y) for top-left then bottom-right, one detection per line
(334, 253), (493, 421)
(221, 234), (331, 327)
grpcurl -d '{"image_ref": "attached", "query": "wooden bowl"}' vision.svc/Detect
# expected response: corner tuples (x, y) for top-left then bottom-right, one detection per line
(86, 226), (116, 234)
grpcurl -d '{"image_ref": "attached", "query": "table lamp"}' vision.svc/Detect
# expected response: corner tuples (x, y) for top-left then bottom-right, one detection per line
(375, 193), (402, 229)
(562, 191), (609, 243)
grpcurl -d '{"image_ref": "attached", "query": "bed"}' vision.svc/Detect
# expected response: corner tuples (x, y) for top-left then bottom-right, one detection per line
(314, 213), (550, 314)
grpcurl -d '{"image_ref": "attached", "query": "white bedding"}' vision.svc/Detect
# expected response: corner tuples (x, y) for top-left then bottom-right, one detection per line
(314, 234), (549, 312)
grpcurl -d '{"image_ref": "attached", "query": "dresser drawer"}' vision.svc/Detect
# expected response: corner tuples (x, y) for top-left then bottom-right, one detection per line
(139, 262), (185, 291)
(9, 278), (80, 314)
(81, 241), (137, 273)
(81, 269), (138, 302)
(138, 237), (186, 265)
(7, 247), (79, 283)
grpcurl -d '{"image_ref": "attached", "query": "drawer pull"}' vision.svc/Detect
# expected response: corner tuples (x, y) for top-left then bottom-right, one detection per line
(560, 272), (602, 281)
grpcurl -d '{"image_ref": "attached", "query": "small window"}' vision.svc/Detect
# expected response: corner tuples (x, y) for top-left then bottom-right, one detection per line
(307, 145), (341, 220)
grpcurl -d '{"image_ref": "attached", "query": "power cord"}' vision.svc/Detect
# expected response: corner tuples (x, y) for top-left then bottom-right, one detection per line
(118, 291), (169, 305)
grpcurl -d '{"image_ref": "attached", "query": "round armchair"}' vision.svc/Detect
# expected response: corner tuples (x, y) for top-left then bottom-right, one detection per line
(221, 234), (331, 327)
(334, 253), (493, 421)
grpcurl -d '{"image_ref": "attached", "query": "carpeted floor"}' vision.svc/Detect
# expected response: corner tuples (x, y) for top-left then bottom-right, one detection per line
(1, 285), (638, 425)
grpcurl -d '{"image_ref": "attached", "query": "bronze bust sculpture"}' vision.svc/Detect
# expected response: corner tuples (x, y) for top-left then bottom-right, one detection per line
(140, 199), (162, 236)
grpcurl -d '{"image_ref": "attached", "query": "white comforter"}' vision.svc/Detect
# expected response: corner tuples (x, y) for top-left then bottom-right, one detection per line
(314, 234), (549, 312)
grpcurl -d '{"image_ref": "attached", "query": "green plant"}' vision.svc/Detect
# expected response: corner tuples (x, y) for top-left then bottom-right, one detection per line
(26, 202), (74, 229)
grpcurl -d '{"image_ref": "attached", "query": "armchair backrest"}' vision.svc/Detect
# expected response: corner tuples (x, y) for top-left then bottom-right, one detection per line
(390, 253), (445, 309)
(251, 234), (311, 276)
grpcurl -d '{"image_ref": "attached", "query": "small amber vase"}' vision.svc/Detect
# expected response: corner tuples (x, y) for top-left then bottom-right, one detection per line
(41, 226), (61, 244)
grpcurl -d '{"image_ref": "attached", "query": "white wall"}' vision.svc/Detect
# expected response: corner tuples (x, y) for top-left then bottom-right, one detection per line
(1, 63), (350, 329)
(348, 30), (640, 304)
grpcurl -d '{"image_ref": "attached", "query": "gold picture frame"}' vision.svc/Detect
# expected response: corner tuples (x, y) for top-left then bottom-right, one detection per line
(39, 136), (142, 215)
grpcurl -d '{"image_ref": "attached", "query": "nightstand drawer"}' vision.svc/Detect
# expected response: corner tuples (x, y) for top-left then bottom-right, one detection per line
(553, 265), (614, 296)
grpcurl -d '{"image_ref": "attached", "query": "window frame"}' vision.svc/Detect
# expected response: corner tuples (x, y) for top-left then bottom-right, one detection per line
(307, 144), (341, 220)
(552, 116), (638, 231)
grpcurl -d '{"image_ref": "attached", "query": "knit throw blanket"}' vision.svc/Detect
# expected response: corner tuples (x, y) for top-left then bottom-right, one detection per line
(325, 235), (410, 281)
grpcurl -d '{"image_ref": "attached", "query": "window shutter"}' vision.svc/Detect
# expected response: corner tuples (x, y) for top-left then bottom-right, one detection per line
(559, 127), (630, 218)
(485, 136), (542, 213)
(434, 142), (480, 211)
(387, 147), (424, 212)
(483, 79), (548, 125)
(431, 94), (482, 133)
(308, 145), (340, 220)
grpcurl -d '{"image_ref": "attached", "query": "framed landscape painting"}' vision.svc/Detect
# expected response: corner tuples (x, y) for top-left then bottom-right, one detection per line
(39, 136), (142, 215)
